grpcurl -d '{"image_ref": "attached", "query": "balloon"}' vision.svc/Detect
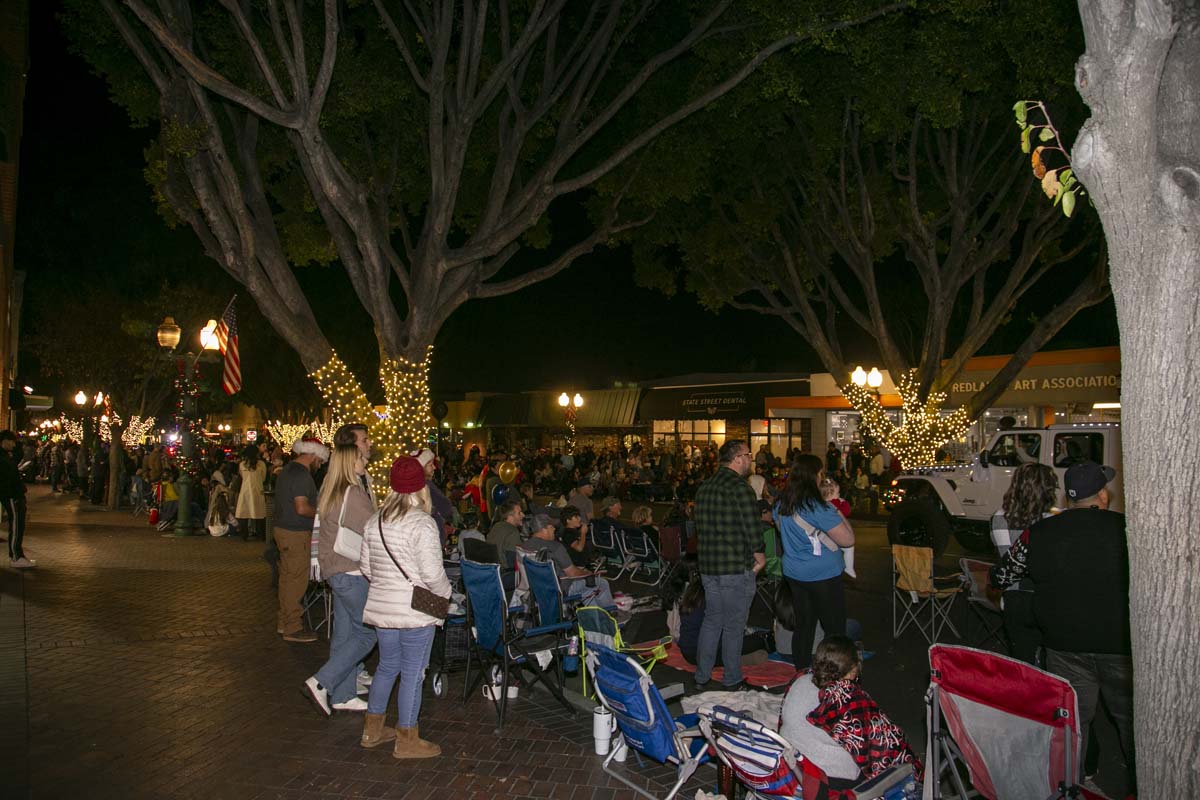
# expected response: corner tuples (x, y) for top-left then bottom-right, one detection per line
(491, 483), (510, 508)
(497, 459), (518, 484)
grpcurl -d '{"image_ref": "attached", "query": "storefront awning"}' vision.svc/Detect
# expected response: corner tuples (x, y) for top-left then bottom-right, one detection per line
(478, 388), (642, 428)
(637, 377), (810, 422)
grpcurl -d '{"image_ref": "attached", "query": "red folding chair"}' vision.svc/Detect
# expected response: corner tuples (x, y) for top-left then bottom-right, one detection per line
(925, 644), (1109, 800)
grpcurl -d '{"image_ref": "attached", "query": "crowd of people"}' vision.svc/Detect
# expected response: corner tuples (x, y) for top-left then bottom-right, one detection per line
(3, 421), (1131, 793)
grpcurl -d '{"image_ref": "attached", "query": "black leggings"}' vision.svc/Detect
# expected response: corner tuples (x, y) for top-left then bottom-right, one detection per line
(787, 575), (846, 670)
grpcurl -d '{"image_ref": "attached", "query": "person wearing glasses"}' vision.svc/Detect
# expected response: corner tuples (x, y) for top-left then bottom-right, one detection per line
(691, 440), (766, 691)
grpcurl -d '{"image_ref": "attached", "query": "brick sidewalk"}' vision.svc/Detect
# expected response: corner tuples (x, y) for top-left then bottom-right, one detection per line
(0, 487), (707, 800)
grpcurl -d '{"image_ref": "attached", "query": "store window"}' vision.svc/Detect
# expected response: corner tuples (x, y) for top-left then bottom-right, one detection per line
(750, 418), (811, 461)
(651, 419), (727, 448)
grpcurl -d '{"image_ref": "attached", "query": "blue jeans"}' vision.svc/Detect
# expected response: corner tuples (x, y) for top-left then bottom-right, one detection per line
(314, 573), (376, 704)
(568, 576), (614, 609)
(367, 625), (437, 727)
(696, 570), (756, 686)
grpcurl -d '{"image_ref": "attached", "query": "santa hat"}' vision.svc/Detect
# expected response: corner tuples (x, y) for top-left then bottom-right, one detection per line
(411, 448), (438, 469)
(292, 437), (330, 462)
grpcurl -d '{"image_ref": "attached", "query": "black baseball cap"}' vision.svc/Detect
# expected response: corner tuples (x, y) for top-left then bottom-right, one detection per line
(1064, 461), (1116, 500)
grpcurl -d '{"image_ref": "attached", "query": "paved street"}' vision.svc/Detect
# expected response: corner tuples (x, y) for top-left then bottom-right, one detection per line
(1, 486), (1130, 798)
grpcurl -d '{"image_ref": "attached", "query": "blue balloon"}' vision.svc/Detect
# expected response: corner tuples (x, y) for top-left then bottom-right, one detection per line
(491, 483), (510, 507)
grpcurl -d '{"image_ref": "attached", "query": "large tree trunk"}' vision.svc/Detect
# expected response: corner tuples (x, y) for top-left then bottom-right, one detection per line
(1072, 0), (1200, 790)
(106, 427), (125, 510)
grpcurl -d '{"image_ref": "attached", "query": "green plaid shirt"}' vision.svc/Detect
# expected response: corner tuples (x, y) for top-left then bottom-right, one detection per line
(695, 466), (763, 575)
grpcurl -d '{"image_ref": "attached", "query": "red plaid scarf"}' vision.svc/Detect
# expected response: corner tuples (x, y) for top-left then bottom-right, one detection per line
(807, 678), (924, 795)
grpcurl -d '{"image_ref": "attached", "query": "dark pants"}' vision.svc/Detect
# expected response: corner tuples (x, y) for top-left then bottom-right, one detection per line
(1045, 649), (1136, 788)
(1001, 590), (1042, 665)
(787, 575), (846, 670)
(5, 497), (26, 560)
(50, 465), (62, 492)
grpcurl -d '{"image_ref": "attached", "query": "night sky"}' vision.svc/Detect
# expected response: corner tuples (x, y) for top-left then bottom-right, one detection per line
(15, 2), (1119, 402)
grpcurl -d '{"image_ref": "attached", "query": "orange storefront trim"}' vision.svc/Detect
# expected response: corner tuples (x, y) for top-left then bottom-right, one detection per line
(766, 394), (904, 410)
(958, 345), (1120, 372)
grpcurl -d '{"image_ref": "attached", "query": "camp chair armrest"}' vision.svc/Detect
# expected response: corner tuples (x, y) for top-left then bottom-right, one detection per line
(933, 574), (965, 584)
(659, 682), (686, 701)
(524, 621), (574, 638)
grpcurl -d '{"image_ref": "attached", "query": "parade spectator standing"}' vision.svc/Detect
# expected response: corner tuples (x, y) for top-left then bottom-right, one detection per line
(868, 447), (885, 488)
(693, 440), (765, 690)
(775, 454), (855, 670)
(236, 444), (267, 540)
(413, 448), (454, 544)
(303, 444), (379, 716)
(361, 456), (451, 758)
(334, 423), (374, 498)
(146, 443), (164, 483)
(274, 438), (328, 643)
(0, 431), (33, 568)
(991, 461), (1134, 789)
(565, 477), (595, 526)
(987, 463), (1059, 665)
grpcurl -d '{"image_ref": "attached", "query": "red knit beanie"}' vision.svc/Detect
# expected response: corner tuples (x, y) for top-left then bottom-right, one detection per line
(390, 456), (426, 494)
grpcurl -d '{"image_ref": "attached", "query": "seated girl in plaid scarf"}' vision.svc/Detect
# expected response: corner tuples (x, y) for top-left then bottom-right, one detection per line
(807, 636), (924, 791)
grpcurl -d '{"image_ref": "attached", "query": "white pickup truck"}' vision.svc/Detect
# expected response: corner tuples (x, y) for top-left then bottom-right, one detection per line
(884, 423), (1123, 556)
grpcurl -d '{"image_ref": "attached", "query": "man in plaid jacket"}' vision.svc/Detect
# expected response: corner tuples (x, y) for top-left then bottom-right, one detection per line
(693, 439), (765, 689)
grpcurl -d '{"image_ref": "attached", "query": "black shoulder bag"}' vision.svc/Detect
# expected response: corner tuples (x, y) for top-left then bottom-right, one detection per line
(378, 516), (450, 620)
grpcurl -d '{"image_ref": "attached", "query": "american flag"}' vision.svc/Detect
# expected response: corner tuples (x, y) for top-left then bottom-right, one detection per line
(215, 299), (242, 395)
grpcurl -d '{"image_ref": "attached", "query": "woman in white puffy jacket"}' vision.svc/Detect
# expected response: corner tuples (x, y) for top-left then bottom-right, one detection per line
(360, 456), (451, 759)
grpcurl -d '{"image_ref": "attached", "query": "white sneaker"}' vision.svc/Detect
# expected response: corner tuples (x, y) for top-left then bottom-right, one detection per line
(10, 557), (36, 569)
(332, 696), (369, 712)
(302, 676), (332, 716)
(356, 671), (372, 695)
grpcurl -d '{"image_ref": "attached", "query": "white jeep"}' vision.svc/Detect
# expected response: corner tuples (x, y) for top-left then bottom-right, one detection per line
(885, 423), (1123, 555)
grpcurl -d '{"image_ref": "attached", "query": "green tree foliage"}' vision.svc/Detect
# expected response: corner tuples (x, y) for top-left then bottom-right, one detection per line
(623, 0), (1110, 428)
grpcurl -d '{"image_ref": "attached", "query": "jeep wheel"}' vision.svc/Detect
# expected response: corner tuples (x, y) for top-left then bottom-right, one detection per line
(952, 522), (994, 554)
(887, 499), (951, 556)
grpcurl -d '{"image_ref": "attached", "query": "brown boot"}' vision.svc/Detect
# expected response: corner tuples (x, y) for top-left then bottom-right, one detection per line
(361, 713), (396, 749)
(392, 725), (441, 759)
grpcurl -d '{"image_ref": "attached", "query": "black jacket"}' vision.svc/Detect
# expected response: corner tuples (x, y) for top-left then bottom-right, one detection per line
(1027, 507), (1131, 655)
(0, 447), (26, 500)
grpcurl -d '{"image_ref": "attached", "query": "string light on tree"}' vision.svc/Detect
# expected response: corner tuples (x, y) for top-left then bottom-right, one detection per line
(309, 347), (434, 495)
(842, 368), (970, 466)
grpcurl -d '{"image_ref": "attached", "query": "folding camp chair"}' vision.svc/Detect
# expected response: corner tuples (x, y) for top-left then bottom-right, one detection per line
(460, 558), (575, 730)
(697, 705), (916, 800)
(755, 525), (784, 616)
(591, 519), (632, 579)
(892, 545), (963, 645)
(302, 581), (332, 639)
(957, 559), (1006, 653)
(925, 644), (1108, 800)
(586, 644), (709, 800)
(622, 527), (667, 586)
(578, 604), (670, 698)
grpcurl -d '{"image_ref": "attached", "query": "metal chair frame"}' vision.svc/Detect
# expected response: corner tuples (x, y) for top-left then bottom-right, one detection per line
(892, 544), (963, 645)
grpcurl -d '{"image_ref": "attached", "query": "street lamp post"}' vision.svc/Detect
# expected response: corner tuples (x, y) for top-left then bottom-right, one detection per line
(157, 316), (220, 537)
(557, 391), (584, 454)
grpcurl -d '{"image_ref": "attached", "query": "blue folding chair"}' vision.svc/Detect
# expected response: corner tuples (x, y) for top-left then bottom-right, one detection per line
(621, 527), (666, 586)
(591, 518), (632, 579)
(460, 558), (575, 730)
(698, 705), (917, 800)
(586, 644), (710, 800)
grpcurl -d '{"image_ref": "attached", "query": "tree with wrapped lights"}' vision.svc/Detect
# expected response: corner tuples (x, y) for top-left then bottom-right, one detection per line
(65, 0), (908, 482)
(632, 1), (1110, 465)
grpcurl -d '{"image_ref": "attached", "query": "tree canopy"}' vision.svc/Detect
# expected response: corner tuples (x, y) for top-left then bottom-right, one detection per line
(620, 0), (1110, 460)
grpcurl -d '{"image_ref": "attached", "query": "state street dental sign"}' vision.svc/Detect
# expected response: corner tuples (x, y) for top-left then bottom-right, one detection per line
(638, 379), (811, 421)
(945, 361), (1121, 407)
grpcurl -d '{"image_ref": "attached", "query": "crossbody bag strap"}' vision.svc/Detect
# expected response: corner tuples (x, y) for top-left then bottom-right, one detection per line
(377, 514), (422, 588)
(337, 485), (353, 528)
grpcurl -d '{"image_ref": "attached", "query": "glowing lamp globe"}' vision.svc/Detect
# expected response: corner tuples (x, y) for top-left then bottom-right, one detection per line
(558, 392), (570, 407)
(867, 368), (883, 389)
(157, 317), (182, 350)
(74, 390), (87, 406)
(851, 366), (867, 387)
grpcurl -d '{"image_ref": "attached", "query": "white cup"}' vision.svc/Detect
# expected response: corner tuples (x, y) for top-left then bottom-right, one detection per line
(593, 706), (614, 755)
(612, 733), (628, 763)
